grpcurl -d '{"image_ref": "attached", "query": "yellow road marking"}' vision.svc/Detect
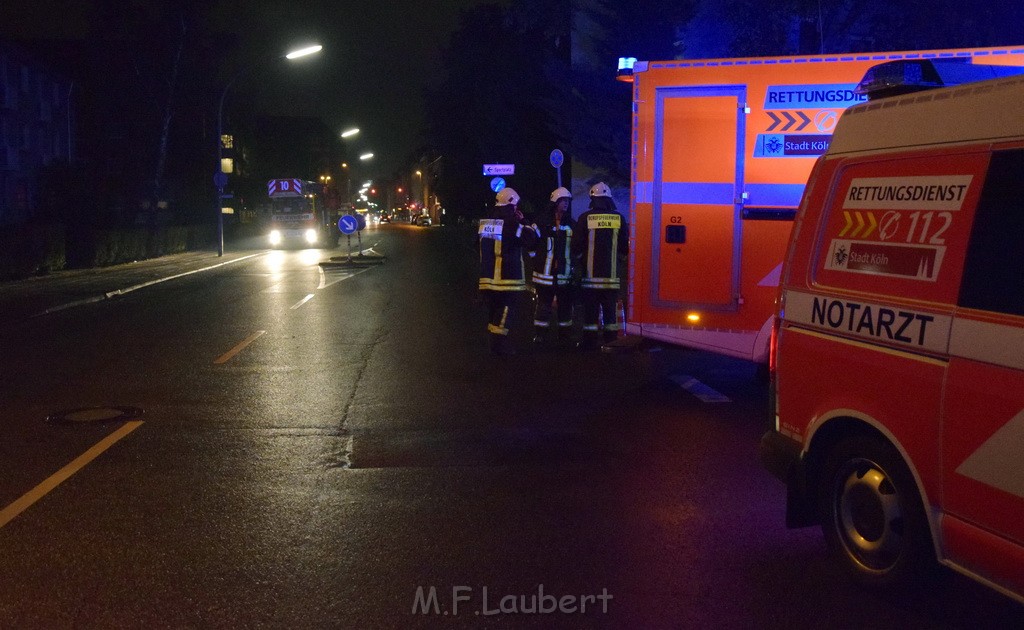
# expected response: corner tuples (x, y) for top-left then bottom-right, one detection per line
(214, 330), (266, 364)
(0, 421), (144, 529)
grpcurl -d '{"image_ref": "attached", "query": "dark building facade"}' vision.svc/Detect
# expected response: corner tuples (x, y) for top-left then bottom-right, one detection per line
(0, 40), (74, 225)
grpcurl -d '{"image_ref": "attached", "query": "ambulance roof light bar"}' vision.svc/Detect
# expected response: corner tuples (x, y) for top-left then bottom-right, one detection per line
(855, 59), (1024, 100)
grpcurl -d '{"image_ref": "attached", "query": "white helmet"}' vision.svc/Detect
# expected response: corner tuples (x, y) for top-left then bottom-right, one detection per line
(496, 187), (520, 206)
(589, 182), (612, 198)
(549, 187), (572, 203)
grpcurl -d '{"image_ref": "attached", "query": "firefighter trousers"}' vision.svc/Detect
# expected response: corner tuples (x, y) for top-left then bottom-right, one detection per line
(581, 287), (620, 339)
(483, 289), (524, 336)
(533, 283), (573, 333)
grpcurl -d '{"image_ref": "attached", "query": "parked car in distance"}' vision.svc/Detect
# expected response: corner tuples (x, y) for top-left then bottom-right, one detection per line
(415, 215), (432, 226)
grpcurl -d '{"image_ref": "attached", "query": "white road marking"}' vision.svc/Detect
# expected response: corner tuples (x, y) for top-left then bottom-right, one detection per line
(670, 374), (732, 403)
(290, 294), (315, 310)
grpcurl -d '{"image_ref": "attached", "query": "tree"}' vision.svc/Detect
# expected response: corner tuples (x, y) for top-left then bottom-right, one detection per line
(425, 3), (564, 220)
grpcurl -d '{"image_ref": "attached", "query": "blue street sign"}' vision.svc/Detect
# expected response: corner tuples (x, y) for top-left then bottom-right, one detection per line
(213, 172), (228, 189)
(338, 215), (359, 235)
(549, 149), (564, 169)
(483, 164), (515, 176)
(490, 177), (506, 193)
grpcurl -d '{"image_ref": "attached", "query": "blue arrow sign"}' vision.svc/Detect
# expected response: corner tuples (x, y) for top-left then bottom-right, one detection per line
(338, 215), (359, 235)
(490, 177), (506, 193)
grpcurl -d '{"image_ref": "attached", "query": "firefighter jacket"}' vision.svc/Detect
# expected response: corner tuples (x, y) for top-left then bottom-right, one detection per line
(478, 205), (538, 291)
(531, 216), (573, 287)
(572, 198), (628, 290)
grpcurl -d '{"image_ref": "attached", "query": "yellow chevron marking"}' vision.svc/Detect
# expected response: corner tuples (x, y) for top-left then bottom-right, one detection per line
(849, 212), (866, 238)
(863, 212), (878, 238)
(839, 211), (853, 237)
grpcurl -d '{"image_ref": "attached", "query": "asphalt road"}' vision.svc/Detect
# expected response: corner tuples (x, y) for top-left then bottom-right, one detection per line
(0, 223), (1019, 628)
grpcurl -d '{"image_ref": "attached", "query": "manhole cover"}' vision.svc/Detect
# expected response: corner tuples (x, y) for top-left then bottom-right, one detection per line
(47, 406), (144, 424)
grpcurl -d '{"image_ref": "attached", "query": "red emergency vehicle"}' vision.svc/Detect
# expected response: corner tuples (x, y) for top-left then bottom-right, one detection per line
(762, 61), (1024, 602)
(265, 178), (332, 247)
(625, 46), (1024, 365)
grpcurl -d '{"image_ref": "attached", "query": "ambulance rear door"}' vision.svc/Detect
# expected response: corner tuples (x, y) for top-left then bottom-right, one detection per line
(652, 85), (745, 312)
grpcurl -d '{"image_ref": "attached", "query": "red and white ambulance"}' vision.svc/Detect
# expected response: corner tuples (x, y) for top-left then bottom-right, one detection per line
(762, 62), (1024, 602)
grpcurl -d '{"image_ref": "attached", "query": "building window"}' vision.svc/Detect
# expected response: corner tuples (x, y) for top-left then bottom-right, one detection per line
(221, 134), (233, 149)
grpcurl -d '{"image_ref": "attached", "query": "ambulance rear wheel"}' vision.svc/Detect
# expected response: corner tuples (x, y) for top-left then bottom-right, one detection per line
(818, 435), (935, 589)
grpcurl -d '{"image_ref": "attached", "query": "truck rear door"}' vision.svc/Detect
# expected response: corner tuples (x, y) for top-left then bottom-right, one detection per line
(653, 86), (745, 311)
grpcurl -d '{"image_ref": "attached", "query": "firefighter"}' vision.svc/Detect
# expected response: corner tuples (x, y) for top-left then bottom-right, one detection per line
(571, 182), (628, 350)
(478, 187), (538, 356)
(531, 187), (574, 345)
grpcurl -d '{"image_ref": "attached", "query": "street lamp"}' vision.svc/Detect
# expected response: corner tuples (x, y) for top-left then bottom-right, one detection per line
(359, 152), (374, 161)
(216, 43), (322, 256)
(341, 128), (360, 138)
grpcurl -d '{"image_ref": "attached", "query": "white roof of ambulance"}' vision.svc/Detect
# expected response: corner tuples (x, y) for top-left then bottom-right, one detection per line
(828, 75), (1024, 155)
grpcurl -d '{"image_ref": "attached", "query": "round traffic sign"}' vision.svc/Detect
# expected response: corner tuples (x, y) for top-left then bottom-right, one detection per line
(490, 177), (506, 193)
(549, 149), (564, 169)
(213, 172), (228, 189)
(338, 215), (359, 235)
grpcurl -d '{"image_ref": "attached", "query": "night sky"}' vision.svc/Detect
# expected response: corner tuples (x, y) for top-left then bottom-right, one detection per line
(0, 0), (509, 176)
(206, 0), (512, 176)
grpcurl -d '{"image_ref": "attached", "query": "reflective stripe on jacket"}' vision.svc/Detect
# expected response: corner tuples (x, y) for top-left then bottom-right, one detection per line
(478, 208), (537, 291)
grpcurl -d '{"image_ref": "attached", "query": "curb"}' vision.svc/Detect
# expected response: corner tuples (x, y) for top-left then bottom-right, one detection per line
(32, 252), (265, 318)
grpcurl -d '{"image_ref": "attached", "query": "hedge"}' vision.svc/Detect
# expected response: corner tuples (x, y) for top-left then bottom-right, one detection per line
(0, 223), (215, 278)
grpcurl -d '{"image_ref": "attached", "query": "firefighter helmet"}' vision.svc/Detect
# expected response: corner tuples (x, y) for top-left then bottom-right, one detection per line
(589, 182), (612, 197)
(549, 187), (572, 202)
(496, 187), (520, 206)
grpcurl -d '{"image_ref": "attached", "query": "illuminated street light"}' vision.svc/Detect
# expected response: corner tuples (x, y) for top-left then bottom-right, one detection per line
(216, 43), (322, 256)
(359, 152), (374, 161)
(341, 128), (360, 138)
(286, 45), (323, 59)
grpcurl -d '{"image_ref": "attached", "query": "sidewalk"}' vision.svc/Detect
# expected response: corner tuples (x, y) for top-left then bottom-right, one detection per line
(0, 249), (264, 324)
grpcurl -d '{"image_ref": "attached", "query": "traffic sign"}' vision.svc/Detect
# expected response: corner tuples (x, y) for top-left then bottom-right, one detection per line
(483, 164), (515, 176)
(213, 172), (228, 189)
(490, 177), (506, 193)
(549, 149), (564, 168)
(338, 215), (359, 235)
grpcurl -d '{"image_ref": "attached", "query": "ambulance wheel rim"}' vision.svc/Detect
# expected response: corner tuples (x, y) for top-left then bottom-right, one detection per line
(834, 457), (904, 572)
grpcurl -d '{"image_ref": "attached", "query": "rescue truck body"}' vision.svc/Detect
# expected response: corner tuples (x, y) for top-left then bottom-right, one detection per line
(626, 46), (1024, 364)
(762, 67), (1024, 602)
(265, 178), (330, 248)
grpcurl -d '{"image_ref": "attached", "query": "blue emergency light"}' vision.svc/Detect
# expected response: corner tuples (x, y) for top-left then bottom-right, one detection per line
(856, 59), (1024, 100)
